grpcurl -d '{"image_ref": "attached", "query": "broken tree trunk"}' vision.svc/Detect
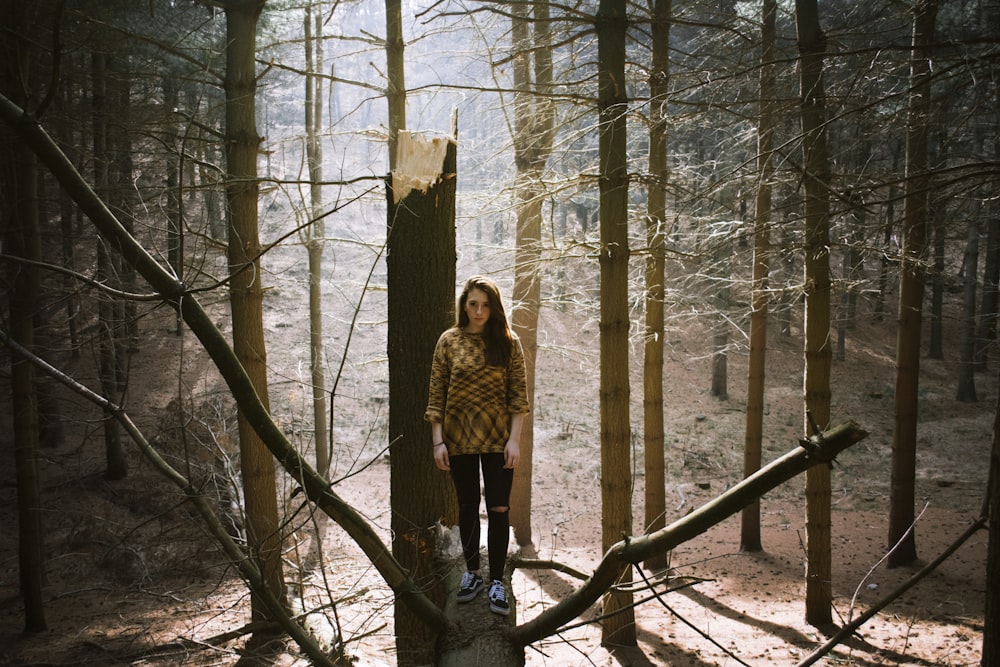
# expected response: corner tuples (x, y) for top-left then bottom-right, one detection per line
(387, 129), (459, 666)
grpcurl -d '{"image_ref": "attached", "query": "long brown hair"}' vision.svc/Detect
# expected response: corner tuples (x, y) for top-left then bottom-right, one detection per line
(457, 275), (513, 367)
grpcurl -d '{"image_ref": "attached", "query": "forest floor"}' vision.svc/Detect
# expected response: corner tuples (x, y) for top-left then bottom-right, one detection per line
(0, 238), (992, 667)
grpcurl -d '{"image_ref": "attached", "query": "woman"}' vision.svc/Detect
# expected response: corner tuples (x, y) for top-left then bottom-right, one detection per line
(424, 276), (529, 616)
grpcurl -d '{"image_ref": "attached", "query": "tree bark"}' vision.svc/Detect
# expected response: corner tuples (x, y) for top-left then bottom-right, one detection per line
(2, 0), (46, 631)
(710, 225), (731, 400)
(596, 0), (635, 647)
(223, 0), (288, 623)
(976, 217), (1000, 370)
(742, 0), (776, 554)
(928, 198), (945, 358)
(385, 0), (405, 171)
(985, 368), (1000, 665)
(91, 47), (128, 481)
(510, 0), (555, 549)
(643, 0), (670, 571)
(795, 0), (834, 626)
(7, 127), (48, 636)
(957, 223), (979, 402)
(387, 131), (458, 666)
(163, 75), (183, 336)
(889, 0), (939, 569)
(304, 3), (329, 474)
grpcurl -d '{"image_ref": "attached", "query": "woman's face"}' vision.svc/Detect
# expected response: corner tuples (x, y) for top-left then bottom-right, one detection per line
(464, 287), (492, 333)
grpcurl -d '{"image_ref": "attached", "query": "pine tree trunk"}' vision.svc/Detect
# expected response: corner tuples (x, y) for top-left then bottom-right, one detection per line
(976, 217), (1000, 369)
(163, 76), (183, 336)
(643, 0), (670, 571)
(385, 0), (405, 171)
(710, 228), (731, 400)
(741, 0), (776, 554)
(510, 0), (555, 549)
(794, 0), (833, 626)
(6, 136), (48, 634)
(957, 223), (979, 402)
(984, 378), (1000, 665)
(596, 0), (635, 646)
(889, 0), (939, 569)
(92, 48), (127, 481)
(223, 0), (288, 624)
(928, 202), (945, 358)
(304, 3), (329, 474)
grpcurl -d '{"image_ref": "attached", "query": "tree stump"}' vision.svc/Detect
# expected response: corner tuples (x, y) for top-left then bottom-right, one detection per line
(436, 557), (523, 667)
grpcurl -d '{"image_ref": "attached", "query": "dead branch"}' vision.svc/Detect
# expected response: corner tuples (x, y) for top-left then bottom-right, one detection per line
(510, 421), (868, 646)
(796, 515), (987, 667)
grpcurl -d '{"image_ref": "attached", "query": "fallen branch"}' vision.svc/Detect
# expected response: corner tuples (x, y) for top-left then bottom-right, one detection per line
(510, 421), (868, 646)
(0, 92), (448, 633)
(795, 515), (987, 667)
(0, 331), (338, 667)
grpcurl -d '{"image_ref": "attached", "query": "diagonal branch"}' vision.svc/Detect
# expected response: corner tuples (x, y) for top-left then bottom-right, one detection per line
(510, 422), (868, 646)
(0, 92), (450, 633)
(0, 330), (337, 667)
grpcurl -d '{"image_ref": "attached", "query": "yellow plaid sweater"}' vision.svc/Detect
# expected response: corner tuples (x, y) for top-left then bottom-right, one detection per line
(424, 327), (530, 456)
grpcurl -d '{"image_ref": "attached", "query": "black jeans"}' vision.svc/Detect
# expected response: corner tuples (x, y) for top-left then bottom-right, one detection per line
(449, 452), (513, 581)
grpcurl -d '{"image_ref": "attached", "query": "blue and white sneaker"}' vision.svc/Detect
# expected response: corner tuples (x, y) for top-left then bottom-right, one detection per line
(457, 572), (484, 603)
(488, 579), (510, 615)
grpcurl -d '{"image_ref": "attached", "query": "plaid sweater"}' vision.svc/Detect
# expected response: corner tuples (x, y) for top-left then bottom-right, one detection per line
(424, 327), (530, 456)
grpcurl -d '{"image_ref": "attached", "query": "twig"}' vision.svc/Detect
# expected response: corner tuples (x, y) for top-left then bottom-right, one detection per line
(795, 516), (987, 667)
(637, 566), (755, 667)
(847, 500), (929, 623)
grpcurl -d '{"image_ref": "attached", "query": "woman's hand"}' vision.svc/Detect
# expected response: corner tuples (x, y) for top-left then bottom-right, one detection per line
(433, 443), (450, 471)
(504, 439), (520, 469)
(505, 413), (526, 469)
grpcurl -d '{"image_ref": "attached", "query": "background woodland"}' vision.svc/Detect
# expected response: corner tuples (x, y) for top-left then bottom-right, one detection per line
(1, 0), (999, 665)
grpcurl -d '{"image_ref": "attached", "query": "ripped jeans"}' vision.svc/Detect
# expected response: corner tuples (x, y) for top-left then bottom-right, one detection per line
(449, 452), (513, 581)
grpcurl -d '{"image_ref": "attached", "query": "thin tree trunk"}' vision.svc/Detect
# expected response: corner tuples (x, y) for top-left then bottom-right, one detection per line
(2, 1), (46, 629)
(710, 227), (731, 400)
(929, 200), (945, 358)
(7, 131), (48, 636)
(108, 54), (137, 357)
(957, 223), (979, 402)
(387, 132), (458, 666)
(304, 3), (329, 474)
(385, 0), (405, 171)
(889, 0), (939, 569)
(510, 0), (555, 549)
(163, 76), (183, 336)
(92, 48), (127, 481)
(643, 0), (670, 571)
(742, 0), (776, 554)
(976, 217), (1000, 369)
(795, 0), (833, 626)
(223, 0), (288, 625)
(596, 0), (635, 647)
(985, 367), (1000, 665)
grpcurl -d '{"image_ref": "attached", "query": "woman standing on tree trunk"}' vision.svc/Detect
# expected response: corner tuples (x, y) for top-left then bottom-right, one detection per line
(425, 275), (529, 616)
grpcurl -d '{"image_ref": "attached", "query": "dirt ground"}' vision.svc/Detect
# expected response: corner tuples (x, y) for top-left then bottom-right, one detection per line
(0, 239), (992, 666)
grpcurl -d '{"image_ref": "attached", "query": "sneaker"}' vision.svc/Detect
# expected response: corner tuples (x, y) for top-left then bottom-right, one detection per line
(457, 572), (484, 603)
(488, 579), (510, 615)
